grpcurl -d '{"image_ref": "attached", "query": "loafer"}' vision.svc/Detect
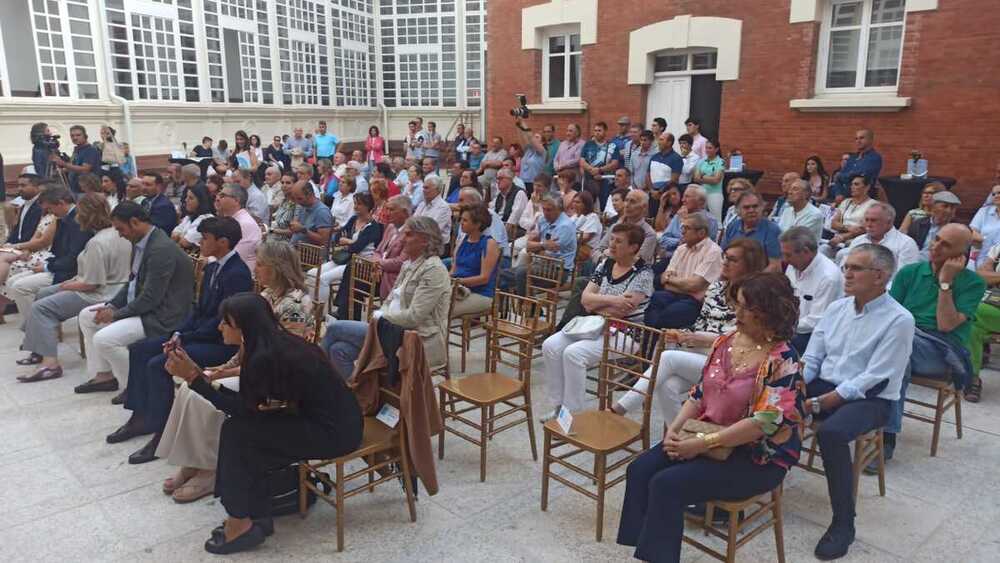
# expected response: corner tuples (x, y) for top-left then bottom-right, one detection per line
(75, 377), (120, 394)
(814, 523), (856, 560)
(128, 433), (161, 465)
(204, 523), (266, 554)
(15, 353), (43, 366)
(111, 388), (128, 405)
(213, 518), (274, 538)
(106, 419), (153, 444)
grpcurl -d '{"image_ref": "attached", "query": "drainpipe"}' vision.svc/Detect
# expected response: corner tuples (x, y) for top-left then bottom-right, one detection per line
(378, 102), (389, 152)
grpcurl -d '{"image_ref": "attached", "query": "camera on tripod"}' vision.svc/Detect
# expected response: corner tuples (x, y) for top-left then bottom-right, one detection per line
(510, 94), (531, 119)
(40, 134), (61, 153)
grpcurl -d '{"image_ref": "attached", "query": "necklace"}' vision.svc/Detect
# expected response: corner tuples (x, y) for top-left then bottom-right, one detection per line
(719, 331), (770, 375)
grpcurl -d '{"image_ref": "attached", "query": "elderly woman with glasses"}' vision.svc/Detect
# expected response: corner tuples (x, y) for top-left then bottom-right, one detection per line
(156, 240), (314, 504)
(321, 215), (453, 379)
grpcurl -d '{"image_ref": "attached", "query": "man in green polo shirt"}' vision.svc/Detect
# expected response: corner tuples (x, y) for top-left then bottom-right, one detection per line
(880, 223), (985, 466)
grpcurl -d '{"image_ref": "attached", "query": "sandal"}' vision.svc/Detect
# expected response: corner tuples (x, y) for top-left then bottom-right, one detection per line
(163, 467), (199, 495)
(965, 379), (983, 403)
(16, 366), (63, 383)
(172, 471), (216, 504)
(15, 353), (43, 366)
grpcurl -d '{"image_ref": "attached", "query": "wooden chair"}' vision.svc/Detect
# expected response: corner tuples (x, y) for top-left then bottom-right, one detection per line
(340, 255), (382, 321)
(438, 292), (541, 481)
(524, 253), (569, 351)
(190, 255), (206, 303)
(540, 319), (666, 541)
(446, 278), (493, 374)
(298, 386), (417, 552)
(295, 241), (326, 303)
(682, 485), (786, 563)
(798, 422), (885, 503)
(904, 374), (963, 457)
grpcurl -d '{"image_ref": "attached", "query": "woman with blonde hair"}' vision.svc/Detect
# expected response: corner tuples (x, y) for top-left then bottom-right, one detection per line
(156, 239), (314, 503)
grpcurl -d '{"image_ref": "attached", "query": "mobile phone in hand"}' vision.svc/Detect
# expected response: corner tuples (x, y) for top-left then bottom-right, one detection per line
(166, 332), (182, 353)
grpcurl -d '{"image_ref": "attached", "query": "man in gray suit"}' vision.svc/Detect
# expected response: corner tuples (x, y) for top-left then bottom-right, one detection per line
(76, 202), (194, 403)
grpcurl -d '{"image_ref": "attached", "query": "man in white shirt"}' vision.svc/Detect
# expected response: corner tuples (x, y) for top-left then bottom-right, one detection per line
(236, 169), (269, 225)
(685, 117), (708, 158)
(677, 134), (702, 186)
(778, 179), (824, 240)
(493, 169), (530, 238)
(840, 202), (919, 277)
(414, 176), (452, 250)
(780, 226), (843, 354)
(262, 165), (284, 213)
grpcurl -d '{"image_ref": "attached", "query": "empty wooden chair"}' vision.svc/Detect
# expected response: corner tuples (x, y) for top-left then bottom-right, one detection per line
(295, 241), (326, 303)
(682, 485), (786, 563)
(524, 253), (569, 352)
(798, 422), (886, 503)
(904, 374), (963, 456)
(540, 319), (665, 541)
(438, 292), (541, 481)
(340, 255), (382, 321)
(298, 386), (417, 552)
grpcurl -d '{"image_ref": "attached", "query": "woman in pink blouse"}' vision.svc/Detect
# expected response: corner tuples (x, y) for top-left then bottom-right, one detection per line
(617, 272), (806, 563)
(365, 125), (386, 165)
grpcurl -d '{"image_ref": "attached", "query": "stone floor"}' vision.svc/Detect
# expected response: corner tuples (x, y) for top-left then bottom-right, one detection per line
(0, 316), (998, 563)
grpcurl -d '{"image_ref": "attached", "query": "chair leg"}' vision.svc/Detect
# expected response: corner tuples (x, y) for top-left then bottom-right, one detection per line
(399, 444), (418, 523)
(876, 431), (886, 497)
(850, 435), (863, 503)
(772, 487), (786, 563)
(460, 317), (469, 373)
(725, 504), (739, 563)
(525, 394), (538, 462)
(488, 404), (495, 441)
(594, 453), (607, 543)
(930, 387), (946, 457)
(954, 389), (963, 439)
(336, 462), (345, 552)
(438, 388), (447, 460)
(540, 431), (552, 511)
(480, 405), (488, 482)
(298, 464), (309, 517)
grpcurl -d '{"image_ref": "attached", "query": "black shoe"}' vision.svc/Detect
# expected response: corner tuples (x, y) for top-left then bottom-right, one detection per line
(204, 523), (266, 554)
(128, 434), (161, 464)
(814, 523), (856, 560)
(106, 418), (153, 444)
(864, 433), (895, 475)
(213, 518), (274, 538)
(75, 377), (119, 394)
(111, 388), (128, 405)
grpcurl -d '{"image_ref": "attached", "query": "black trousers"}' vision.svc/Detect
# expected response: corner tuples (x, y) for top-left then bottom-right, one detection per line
(617, 446), (787, 563)
(807, 379), (890, 526)
(217, 412), (362, 519)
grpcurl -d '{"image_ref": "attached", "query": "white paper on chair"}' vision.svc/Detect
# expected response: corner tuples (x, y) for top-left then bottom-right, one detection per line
(556, 405), (574, 435)
(376, 403), (400, 428)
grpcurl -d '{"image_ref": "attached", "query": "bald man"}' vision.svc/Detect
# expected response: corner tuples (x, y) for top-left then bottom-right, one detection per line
(879, 223), (985, 468)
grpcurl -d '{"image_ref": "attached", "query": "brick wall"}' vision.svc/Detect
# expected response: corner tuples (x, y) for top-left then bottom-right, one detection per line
(488, 0), (1000, 216)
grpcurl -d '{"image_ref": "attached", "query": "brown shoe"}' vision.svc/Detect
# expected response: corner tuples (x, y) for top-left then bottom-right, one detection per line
(163, 467), (199, 495)
(172, 470), (215, 504)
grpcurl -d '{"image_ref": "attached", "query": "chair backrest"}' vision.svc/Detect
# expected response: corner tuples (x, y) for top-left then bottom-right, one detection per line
(295, 241), (325, 302)
(597, 317), (666, 449)
(526, 253), (566, 302)
(190, 255), (206, 302)
(308, 300), (325, 344)
(488, 292), (542, 382)
(347, 254), (382, 321)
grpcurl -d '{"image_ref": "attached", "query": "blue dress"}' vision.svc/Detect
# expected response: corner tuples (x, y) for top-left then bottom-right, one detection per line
(454, 235), (498, 298)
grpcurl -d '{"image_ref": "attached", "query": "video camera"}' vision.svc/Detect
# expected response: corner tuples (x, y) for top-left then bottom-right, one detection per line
(510, 94), (531, 119)
(39, 133), (61, 153)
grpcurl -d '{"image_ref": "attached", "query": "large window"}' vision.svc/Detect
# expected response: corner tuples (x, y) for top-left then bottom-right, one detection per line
(380, 0), (458, 108)
(464, 0), (486, 107)
(13, 0), (100, 99)
(819, 0), (906, 92)
(543, 31), (581, 101)
(332, 1), (376, 107)
(205, 0), (273, 104)
(277, 0), (329, 105)
(131, 14), (180, 101)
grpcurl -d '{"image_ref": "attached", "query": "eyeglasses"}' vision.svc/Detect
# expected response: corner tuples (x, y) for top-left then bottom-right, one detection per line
(841, 264), (877, 274)
(679, 225), (704, 232)
(217, 192), (236, 200)
(722, 254), (742, 263)
(991, 191), (1000, 197)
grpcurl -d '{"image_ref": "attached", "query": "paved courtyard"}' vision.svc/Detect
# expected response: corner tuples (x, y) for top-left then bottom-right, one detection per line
(1, 317), (998, 563)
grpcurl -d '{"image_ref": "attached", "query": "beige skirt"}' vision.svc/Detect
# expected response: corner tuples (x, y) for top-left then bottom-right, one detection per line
(155, 377), (240, 470)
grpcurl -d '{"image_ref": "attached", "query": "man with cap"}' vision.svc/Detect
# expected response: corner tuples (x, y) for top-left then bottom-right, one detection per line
(612, 116), (632, 155)
(906, 189), (961, 260)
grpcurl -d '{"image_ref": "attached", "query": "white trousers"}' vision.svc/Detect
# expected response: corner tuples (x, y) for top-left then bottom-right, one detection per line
(617, 350), (708, 422)
(513, 236), (530, 267)
(6, 271), (54, 324)
(706, 192), (724, 223)
(542, 331), (618, 412)
(307, 263), (346, 304)
(78, 303), (146, 382)
(156, 377), (239, 470)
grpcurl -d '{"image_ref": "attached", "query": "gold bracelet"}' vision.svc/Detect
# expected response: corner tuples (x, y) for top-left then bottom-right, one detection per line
(704, 432), (722, 449)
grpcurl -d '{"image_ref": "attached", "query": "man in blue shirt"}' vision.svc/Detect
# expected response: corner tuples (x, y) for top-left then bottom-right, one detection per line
(658, 185), (718, 258)
(648, 132), (683, 196)
(611, 116), (632, 155)
(313, 120), (339, 160)
(497, 193), (576, 295)
(830, 129), (883, 201)
(802, 243), (914, 561)
(51, 125), (102, 195)
(580, 122), (620, 211)
(283, 128), (314, 159)
(721, 191), (782, 271)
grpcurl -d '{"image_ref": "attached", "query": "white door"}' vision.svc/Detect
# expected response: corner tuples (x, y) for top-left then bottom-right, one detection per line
(646, 75), (692, 144)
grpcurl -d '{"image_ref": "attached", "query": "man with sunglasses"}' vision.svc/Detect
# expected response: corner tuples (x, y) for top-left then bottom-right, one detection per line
(829, 128), (883, 201)
(263, 135), (290, 171)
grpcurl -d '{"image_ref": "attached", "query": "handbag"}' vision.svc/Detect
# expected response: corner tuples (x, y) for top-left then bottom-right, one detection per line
(984, 287), (1000, 308)
(679, 419), (734, 461)
(560, 315), (606, 341)
(268, 463), (331, 517)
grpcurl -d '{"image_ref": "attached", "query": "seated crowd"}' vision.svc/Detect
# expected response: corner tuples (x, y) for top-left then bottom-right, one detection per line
(2, 115), (999, 562)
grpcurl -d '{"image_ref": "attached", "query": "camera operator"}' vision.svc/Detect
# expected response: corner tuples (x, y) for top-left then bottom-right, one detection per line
(513, 116), (546, 197)
(29, 122), (53, 178)
(51, 125), (102, 195)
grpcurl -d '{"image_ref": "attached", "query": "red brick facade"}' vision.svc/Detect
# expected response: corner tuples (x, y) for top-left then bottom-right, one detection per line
(486, 0), (1000, 215)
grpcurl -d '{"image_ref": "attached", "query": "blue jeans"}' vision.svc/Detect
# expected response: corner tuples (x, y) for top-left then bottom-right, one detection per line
(886, 331), (951, 434)
(321, 319), (369, 380)
(643, 291), (702, 330)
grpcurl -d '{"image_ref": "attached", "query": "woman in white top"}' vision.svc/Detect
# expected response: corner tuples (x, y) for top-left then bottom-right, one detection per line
(16, 194), (132, 381)
(172, 185), (215, 251)
(828, 174), (877, 250)
(572, 191), (602, 257)
(513, 186), (546, 267)
(330, 176), (357, 229)
(310, 192), (384, 303)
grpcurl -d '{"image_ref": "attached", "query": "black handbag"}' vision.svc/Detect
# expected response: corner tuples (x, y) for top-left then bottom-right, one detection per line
(268, 463), (330, 517)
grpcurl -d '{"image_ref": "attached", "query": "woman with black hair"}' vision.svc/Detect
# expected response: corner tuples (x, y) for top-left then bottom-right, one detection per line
(165, 292), (363, 554)
(171, 185), (216, 250)
(100, 173), (126, 208)
(803, 155), (831, 203)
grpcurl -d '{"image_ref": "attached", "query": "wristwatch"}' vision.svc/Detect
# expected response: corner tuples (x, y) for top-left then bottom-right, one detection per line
(939, 282), (952, 292)
(811, 398), (822, 415)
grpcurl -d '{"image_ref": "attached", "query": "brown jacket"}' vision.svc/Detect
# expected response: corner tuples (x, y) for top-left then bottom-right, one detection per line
(350, 320), (442, 495)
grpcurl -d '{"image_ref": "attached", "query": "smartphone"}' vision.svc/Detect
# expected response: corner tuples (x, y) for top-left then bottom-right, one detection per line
(165, 331), (182, 353)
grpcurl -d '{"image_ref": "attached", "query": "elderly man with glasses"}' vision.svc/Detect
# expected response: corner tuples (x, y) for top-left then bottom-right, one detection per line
(644, 213), (722, 330)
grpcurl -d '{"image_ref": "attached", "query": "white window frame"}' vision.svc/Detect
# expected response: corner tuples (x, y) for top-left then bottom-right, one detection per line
(651, 49), (719, 78)
(815, 0), (907, 95)
(541, 25), (582, 103)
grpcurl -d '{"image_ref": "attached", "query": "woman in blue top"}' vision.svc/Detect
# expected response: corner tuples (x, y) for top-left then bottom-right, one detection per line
(693, 138), (726, 223)
(450, 203), (501, 317)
